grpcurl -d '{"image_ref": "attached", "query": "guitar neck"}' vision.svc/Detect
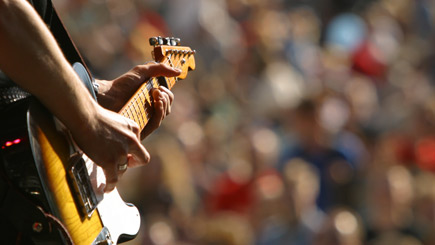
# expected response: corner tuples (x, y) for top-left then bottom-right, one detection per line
(119, 40), (196, 130)
(119, 76), (177, 131)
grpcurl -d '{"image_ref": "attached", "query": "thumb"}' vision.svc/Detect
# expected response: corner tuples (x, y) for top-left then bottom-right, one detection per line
(128, 140), (151, 168)
(138, 63), (182, 78)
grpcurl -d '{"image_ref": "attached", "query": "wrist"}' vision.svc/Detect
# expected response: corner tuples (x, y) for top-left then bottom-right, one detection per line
(94, 79), (120, 111)
(64, 94), (101, 137)
(94, 79), (110, 97)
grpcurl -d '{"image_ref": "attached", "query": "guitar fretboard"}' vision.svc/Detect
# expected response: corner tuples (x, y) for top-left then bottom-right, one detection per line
(118, 44), (195, 131)
(119, 76), (177, 131)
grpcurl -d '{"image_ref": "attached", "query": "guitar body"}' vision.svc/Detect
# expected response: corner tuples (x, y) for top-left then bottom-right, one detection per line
(0, 37), (195, 244)
(28, 99), (106, 244)
(0, 63), (140, 244)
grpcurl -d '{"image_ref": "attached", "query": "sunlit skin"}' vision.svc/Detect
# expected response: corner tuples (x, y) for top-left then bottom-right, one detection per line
(0, 0), (178, 192)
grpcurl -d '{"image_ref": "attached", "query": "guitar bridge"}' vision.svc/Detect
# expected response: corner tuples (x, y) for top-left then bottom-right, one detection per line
(68, 153), (98, 218)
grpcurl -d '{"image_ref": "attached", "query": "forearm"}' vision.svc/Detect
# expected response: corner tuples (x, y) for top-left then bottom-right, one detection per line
(0, 0), (97, 133)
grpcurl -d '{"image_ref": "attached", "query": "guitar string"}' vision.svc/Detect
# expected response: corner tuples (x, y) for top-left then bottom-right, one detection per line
(123, 51), (188, 129)
(89, 51), (189, 185)
(122, 57), (174, 123)
(86, 61), (174, 183)
(127, 49), (187, 120)
(131, 51), (186, 124)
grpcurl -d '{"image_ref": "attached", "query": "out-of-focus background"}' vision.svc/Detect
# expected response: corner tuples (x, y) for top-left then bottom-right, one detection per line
(54, 0), (435, 244)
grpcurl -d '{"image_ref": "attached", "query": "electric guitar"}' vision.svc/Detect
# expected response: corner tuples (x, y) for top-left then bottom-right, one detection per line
(0, 37), (195, 244)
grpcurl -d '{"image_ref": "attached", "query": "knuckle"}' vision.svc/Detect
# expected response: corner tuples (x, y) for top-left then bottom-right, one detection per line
(145, 61), (157, 65)
(131, 65), (143, 74)
(131, 123), (140, 134)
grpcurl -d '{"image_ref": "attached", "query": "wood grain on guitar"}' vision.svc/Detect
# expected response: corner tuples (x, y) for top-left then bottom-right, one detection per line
(22, 37), (196, 244)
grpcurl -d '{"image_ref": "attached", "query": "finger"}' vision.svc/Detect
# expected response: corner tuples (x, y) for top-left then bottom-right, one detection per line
(160, 91), (171, 115)
(151, 89), (166, 115)
(136, 63), (181, 80)
(125, 117), (141, 138)
(152, 89), (170, 116)
(103, 164), (119, 193)
(128, 139), (151, 167)
(141, 100), (165, 139)
(159, 86), (174, 105)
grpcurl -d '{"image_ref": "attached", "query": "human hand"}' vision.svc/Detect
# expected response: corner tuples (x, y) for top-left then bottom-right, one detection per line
(96, 63), (179, 139)
(141, 86), (174, 139)
(70, 105), (150, 193)
(96, 62), (180, 113)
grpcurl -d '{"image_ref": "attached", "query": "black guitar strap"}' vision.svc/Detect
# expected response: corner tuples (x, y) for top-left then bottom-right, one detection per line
(49, 4), (98, 100)
(49, 3), (93, 78)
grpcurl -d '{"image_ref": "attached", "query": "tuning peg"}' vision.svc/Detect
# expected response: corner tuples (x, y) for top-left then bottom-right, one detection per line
(168, 37), (181, 46)
(149, 36), (183, 47)
(158, 36), (164, 45)
(149, 36), (166, 46)
(171, 38), (177, 46)
(162, 37), (169, 45)
(149, 37), (158, 46)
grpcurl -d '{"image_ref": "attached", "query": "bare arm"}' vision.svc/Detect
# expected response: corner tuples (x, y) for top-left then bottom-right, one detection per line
(0, 0), (148, 192)
(0, 0), (95, 129)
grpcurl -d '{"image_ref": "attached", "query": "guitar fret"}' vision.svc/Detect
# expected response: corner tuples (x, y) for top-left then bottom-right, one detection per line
(118, 44), (195, 136)
(145, 84), (152, 106)
(130, 104), (141, 127)
(146, 81), (153, 94)
(127, 106), (133, 121)
(128, 107), (137, 125)
(125, 107), (131, 119)
(136, 95), (147, 127)
(132, 98), (143, 127)
(152, 78), (159, 88)
(137, 94), (148, 122)
(121, 76), (173, 130)
(138, 92), (145, 108)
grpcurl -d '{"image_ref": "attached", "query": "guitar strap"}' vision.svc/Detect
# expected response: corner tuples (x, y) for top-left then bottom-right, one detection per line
(49, 4), (93, 78)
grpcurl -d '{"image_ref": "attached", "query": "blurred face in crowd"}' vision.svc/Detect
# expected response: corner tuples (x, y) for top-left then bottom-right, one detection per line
(291, 100), (325, 148)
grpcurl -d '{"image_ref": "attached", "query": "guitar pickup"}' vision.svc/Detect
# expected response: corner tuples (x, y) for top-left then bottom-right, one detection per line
(68, 153), (98, 218)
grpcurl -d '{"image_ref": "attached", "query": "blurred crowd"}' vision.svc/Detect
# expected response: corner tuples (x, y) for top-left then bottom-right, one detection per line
(54, 0), (435, 244)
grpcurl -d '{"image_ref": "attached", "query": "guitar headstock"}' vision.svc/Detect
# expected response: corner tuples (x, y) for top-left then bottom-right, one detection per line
(150, 36), (196, 80)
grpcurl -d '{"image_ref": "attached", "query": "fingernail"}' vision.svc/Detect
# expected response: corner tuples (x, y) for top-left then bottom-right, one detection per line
(174, 68), (182, 72)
